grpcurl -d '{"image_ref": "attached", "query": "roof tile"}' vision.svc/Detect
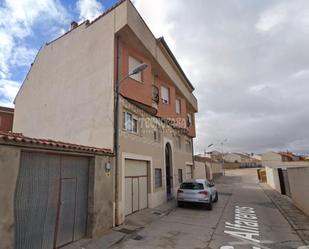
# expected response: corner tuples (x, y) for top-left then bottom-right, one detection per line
(0, 132), (113, 155)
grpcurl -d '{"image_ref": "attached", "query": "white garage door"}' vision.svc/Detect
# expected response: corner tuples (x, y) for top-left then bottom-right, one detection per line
(125, 160), (148, 215)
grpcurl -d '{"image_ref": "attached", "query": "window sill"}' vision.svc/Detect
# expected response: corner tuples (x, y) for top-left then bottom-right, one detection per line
(122, 129), (141, 137)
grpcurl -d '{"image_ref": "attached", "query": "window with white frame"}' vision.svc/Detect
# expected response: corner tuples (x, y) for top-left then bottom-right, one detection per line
(123, 111), (138, 133)
(160, 86), (170, 104)
(129, 56), (142, 82)
(176, 99), (181, 114)
(155, 168), (162, 188)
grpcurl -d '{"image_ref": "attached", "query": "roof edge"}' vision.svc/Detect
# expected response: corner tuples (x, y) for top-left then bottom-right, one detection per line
(0, 132), (113, 156)
(157, 37), (195, 91)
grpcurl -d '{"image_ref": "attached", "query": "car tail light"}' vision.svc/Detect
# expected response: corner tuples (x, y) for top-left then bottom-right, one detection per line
(198, 191), (208, 195)
(178, 189), (183, 193)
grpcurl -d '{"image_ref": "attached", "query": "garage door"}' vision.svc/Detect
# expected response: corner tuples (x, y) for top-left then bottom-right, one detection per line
(125, 160), (148, 215)
(15, 152), (89, 249)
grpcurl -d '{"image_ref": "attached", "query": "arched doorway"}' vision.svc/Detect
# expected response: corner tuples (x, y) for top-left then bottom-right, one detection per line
(165, 143), (173, 200)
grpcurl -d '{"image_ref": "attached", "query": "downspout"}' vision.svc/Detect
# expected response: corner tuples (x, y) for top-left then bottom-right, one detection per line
(191, 137), (195, 176)
(114, 34), (120, 225)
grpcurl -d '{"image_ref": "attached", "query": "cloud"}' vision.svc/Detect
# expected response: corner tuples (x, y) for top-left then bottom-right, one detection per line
(132, 0), (178, 49)
(0, 0), (70, 105)
(292, 69), (309, 79)
(0, 79), (20, 107)
(133, 0), (309, 154)
(76, 0), (104, 22)
(256, 4), (287, 32)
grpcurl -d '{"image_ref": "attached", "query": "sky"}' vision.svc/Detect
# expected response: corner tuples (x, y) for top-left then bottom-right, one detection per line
(0, 0), (309, 155)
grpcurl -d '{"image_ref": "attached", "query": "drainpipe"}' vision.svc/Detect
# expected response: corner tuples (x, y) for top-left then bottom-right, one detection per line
(191, 137), (195, 175)
(114, 35), (121, 226)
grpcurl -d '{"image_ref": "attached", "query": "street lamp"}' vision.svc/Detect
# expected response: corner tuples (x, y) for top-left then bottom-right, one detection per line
(204, 143), (214, 180)
(114, 62), (147, 224)
(204, 143), (214, 156)
(118, 63), (148, 86)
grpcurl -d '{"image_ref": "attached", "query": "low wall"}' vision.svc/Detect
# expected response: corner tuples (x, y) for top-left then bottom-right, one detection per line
(223, 162), (240, 169)
(265, 166), (281, 192)
(194, 161), (206, 179)
(88, 155), (115, 237)
(287, 167), (309, 216)
(0, 146), (21, 249)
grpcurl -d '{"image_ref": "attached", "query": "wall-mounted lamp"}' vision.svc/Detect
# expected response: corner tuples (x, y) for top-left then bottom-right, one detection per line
(105, 162), (112, 173)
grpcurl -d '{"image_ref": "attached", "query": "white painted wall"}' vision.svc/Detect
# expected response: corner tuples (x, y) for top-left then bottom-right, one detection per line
(194, 161), (206, 179)
(13, 4), (127, 149)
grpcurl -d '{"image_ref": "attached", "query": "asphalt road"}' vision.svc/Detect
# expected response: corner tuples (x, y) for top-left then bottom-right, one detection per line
(112, 169), (306, 249)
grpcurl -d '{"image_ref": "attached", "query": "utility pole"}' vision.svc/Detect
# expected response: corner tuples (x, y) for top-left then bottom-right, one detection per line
(221, 139), (227, 176)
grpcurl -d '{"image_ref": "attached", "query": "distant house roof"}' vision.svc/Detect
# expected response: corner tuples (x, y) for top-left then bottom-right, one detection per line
(0, 132), (113, 155)
(0, 106), (14, 113)
(194, 155), (220, 163)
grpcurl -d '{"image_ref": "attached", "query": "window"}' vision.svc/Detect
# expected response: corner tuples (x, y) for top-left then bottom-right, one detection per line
(153, 128), (161, 142)
(176, 99), (181, 114)
(175, 135), (181, 149)
(178, 169), (183, 184)
(123, 111), (138, 133)
(155, 168), (162, 188)
(185, 140), (192, 153)
(180, 182), (203, 190)
(187, 113), (192, 127)
(161, 86), (170, 104)
(129, 56), (142, 82)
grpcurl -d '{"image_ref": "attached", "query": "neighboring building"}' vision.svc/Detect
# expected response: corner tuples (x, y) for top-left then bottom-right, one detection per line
(13, 0), (197, 226)
(0, 132), (114, 249)
(262, 151), (309, 193)
(194, 155), (223, 179)
(252, 153), (262, 161)
(223, 152), (261, 168)
(262, 151), (309, 216)
(0, 106), (14, 132)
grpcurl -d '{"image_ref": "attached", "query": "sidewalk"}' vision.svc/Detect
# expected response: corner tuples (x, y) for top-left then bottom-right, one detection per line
(63, 199), (177, 249)
(260, 183), (309, 244)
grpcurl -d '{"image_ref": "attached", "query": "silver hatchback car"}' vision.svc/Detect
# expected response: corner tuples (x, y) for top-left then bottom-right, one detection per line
(177, 179), (218, 210)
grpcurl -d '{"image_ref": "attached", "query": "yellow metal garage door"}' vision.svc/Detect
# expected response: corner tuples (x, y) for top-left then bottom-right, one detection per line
(125, 160), (148, 215)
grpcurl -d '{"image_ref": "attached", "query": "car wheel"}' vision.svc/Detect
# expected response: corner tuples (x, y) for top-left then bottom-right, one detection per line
(178, 201), (184, 208)
(207, 196), (213, 210)
(213, 192), (218, 203)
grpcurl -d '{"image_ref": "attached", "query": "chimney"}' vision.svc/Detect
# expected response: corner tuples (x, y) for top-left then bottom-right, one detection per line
(70, 21), (78, 30)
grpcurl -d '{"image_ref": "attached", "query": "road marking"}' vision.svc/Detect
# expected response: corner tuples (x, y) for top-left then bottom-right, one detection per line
(229, 240), (273, 245)
(228, 235), (272, 249)
(224, 206), (260, 243)
(222, 206), (274, 249)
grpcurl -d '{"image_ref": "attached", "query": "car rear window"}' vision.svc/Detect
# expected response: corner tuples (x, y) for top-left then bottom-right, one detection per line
(180, 182), (204, 190)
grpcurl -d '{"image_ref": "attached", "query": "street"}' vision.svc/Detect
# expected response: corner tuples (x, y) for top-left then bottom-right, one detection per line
(111, 169), (306, 249)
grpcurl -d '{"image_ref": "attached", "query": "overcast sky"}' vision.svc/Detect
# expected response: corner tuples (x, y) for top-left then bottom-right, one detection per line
(1, 0), (309, 154)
